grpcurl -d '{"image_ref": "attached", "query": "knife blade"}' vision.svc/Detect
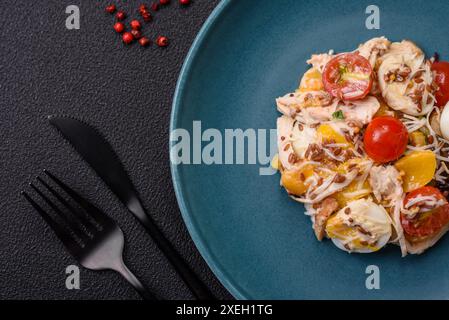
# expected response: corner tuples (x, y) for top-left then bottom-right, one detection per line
(48, 115), (214, 300)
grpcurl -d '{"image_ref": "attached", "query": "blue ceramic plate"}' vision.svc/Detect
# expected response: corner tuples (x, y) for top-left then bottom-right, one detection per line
(170, 0), (449, 299)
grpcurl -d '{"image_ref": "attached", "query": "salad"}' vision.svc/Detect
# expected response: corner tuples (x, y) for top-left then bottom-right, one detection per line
(274, 37), (449, 256)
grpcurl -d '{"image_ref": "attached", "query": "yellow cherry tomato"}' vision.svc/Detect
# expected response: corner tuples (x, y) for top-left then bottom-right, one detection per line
(298, 68), (324, 93)
(317, 124), (351, 147)
(281, 165), (314, 196)
(394, 151), (437, 192)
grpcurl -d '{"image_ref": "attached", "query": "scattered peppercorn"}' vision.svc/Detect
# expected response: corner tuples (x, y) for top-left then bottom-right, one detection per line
(139, 37), (151, 47)
(139, 4), (148, 14)
(113, 22), (125, 33)
(105, 4), (117, 14)
(156, 36), (169, 47)
(142, 11), (152, 22)
(131, 29), (142, 39)
(122, 32), (134, 44)
(130, 19), (141, 30)
(108, 2), (191, 49)
(116, 11), (127, 20)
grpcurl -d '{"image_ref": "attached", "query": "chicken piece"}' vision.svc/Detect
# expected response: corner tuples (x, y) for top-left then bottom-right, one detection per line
(339, 96), (381, 126)
(369, 165), (403, 206)
(307, 52), (334, 73)
(313, 197), (339, 241)
(378, 40), (434, 116)
(276, 94), (297, 117)
(276, 91), (333, 116)
(357, 36), (391, 68)
(295, 96), (380, 126)
(301, 102), (338, 122)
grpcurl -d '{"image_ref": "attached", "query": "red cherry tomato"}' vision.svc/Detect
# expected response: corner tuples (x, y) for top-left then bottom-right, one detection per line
(322, 53), (373, 101)
(431, 61), (449, 107)
(401, 186), (449, 238)
(363, 116), (408, 163)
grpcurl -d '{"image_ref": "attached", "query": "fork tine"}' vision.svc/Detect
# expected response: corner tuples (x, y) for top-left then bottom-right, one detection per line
(21, 191), (80, 250)
(29, 182), (88, 241)
(43, 170), (110, 226)
(37, 176), (96, 235)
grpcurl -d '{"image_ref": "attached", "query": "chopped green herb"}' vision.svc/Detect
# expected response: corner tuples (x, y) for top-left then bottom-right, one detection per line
(332, 110), (345, 120)
(338, 64), (349, 74)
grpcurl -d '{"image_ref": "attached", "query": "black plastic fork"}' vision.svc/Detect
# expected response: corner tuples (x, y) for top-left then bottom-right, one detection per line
(22, 170), (157, 300)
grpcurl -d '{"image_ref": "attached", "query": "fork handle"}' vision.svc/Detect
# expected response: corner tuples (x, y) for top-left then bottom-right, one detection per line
(115, 261), (158, 300)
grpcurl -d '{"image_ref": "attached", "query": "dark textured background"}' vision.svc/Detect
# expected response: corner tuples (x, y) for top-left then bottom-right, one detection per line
(0, 0), (232, 300)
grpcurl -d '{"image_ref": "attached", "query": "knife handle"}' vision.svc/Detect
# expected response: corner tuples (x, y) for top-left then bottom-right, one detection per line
(129, 197), (215, 300)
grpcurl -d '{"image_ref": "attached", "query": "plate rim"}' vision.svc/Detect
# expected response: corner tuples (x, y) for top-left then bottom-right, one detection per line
(169, 0), (248, 300)
(169, 0), (449, 300)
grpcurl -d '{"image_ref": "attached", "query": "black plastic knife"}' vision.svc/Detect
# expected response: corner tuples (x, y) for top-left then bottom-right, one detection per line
(48, 115), (214, 300)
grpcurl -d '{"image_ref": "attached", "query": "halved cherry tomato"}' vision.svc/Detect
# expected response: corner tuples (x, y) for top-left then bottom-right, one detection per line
(322, 53), (373, 101)
(431, 61), (449, 107)
(363, 116), (408, 163)
(401, 186), (449, 238)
